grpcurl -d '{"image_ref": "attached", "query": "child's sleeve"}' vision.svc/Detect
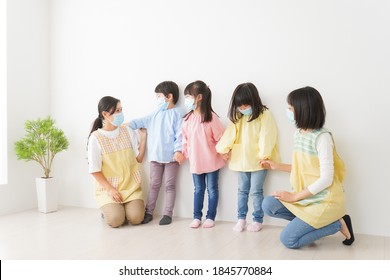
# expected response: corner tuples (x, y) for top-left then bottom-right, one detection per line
(129, 114), (152, 130)
(215, 121), (236, 154)
(211, 115), (225, 143)
(173, 112), (183, 153)
(258, 110), (278, 160)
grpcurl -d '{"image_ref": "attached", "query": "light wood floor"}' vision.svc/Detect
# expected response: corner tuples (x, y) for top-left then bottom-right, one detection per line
(0, 206), (389, 260)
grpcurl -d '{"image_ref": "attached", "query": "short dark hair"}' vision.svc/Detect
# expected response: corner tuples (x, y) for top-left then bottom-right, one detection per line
(287, 86), (326, 130)
(155, 81), (179, 104)
(228, 82), (267, 123)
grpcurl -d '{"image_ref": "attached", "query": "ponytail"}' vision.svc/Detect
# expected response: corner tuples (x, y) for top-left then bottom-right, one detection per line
(88, 116), (103, 140)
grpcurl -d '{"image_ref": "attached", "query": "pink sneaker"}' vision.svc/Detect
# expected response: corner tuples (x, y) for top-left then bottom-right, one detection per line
(189, 219), (201, 228)
(202, 219), (215, 228)
(247, 222), (263, 232)
(233, 219), (246, 232)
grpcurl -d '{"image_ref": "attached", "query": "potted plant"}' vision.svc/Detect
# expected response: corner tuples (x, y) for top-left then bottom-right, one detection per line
(14, 116), (69, 213)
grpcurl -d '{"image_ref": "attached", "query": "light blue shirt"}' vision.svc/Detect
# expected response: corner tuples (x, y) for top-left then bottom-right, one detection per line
(130, 107), (183, 163)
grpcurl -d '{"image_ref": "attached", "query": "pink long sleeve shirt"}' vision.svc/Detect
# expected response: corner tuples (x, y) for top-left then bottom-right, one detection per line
(182, 112), (226, 174)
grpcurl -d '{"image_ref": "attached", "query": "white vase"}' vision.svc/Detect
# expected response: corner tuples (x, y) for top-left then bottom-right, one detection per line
(35, 177), (58, 213)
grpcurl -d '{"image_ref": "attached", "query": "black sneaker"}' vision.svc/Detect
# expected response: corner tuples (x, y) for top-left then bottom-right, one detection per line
(159, 215), (172, 225)
(142, 213), (153, 224)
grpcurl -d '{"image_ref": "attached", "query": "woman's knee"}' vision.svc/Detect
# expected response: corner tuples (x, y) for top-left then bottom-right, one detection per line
(262, 195), (277, 216)
(105, 213), (126, 228)
(280, 230), (300, 249)
(101, 204), (126, 228)
(126, 199), (145, 225)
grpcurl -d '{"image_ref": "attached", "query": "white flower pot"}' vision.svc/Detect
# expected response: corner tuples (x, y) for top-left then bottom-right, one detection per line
(35, 177), (58, 213)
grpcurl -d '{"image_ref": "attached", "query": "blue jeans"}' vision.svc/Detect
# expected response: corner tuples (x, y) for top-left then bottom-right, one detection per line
(192, 170), (220, 221)
(237, 170), (267, 223)
(262, 195), (342, 249)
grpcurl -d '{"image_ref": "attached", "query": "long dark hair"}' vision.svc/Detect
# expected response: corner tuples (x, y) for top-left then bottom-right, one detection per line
(88, 96), (120, 139)
(183, 80), (217, 123)
(228, 82), (267, 123)
(287, 86), (326, 130)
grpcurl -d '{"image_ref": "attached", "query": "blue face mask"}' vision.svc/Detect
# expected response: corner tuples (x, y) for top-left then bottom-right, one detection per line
(238, 107), (252, 116)
(286, 109), (295, 124)
(109, 112), (124, 127)
(157, 96), (169, 111)
(184, 97), (196, 111)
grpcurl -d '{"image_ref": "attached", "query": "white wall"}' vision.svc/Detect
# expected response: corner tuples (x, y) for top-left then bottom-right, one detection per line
(28, 0), (389, 237)
(0, 0), (50, 214)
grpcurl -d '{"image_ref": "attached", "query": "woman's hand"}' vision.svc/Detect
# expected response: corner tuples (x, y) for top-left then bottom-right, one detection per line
(272, 191), (297, 203)
(107, 186), (123, 203)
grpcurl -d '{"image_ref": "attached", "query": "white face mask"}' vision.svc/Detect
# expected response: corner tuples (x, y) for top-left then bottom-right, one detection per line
(184, 97), (196, 111)
(157, 96), (169, 110)
(286, 109), (295, 124)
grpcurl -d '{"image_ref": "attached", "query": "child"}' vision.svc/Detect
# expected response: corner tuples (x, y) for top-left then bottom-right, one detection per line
(182, 81), (226, 228)
(216, 83), (279, 232)
(261, 86), (354, 249)
(87, 96), (147, 228)
(130, 81), (184, 225)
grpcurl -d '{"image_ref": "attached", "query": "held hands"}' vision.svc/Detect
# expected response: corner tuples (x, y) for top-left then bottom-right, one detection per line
(220, 151), (231, 161)
(173, 151), (185, 164)
(259, 159), (277, 169)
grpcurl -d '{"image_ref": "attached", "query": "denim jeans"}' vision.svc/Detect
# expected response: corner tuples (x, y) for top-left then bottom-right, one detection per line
(262, 195), (342, 249)
(237, 170), (267, 223)
(192, 169), (220, 221)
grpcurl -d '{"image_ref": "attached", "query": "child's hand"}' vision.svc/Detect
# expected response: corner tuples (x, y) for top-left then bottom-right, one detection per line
(260, 159), (276, 169)
(220, 151), (231, 161)
(173, 151), (185, 164)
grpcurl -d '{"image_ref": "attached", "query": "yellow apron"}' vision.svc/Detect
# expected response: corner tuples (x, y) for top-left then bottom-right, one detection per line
(282, 128), (346, 229)
(92, 126), (143, 207)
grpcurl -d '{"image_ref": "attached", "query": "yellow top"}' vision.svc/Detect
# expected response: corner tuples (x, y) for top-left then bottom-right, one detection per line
(216, 109), (279, 172)
(92, 126), (143, 207)
(282, 128), (346, 228)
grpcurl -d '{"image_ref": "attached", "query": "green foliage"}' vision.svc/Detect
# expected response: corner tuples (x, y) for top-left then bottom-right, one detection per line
(14, 116), (69, 178)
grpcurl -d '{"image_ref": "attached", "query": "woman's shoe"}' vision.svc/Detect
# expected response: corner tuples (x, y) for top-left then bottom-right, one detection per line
(342, 215), (355, 245)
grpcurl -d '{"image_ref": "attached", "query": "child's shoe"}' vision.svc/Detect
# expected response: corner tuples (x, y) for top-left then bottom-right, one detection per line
(247, 222), (263, 232)
(142, 213), (153, 224)
(159, 215), (172, 225)
(202, 219), (215, 228)
(233, 219), (246, 232)
(189, 219), (201, 228)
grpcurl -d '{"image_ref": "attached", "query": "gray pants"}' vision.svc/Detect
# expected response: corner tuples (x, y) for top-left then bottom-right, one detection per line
(145, 161), (179, 217)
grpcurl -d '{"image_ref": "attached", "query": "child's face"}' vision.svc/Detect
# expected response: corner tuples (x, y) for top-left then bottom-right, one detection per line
(156, 92), (173, 103)
(238, 104), (251, 110)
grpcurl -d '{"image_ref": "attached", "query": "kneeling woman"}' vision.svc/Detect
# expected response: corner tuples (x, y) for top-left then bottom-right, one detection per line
(88, 96), (147, 228)
(261, 86), (354, 249)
